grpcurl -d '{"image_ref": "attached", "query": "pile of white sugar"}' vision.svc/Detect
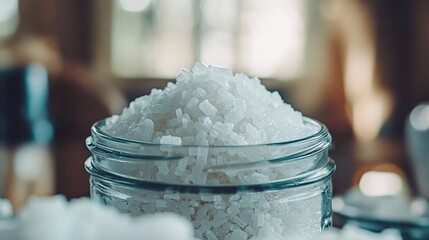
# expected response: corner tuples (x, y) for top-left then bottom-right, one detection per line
(103, 62), (317, 145)
(97, 62), (324, 240)
(1, 196), (196, 240)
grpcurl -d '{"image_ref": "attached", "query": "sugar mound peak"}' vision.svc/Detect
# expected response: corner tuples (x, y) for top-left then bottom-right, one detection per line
(103, 62), (317, 145)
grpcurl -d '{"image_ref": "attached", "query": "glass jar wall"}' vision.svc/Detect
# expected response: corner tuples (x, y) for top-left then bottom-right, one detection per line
(85, 118), (335, 239)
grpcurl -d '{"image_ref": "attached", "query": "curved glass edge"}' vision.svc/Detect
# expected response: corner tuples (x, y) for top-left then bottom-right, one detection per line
(85, 158), (336, 194)
(91, 117), (330, 149)
(87, 117), (332, 166)
(333, 196), (429, 230)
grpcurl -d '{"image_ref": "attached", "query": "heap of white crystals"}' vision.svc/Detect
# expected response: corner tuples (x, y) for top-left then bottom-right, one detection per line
(104, 62), (317, 145)
(1, 196), (196, 240)
(102, 186), (327, 240)
(99, 62), (323, 240)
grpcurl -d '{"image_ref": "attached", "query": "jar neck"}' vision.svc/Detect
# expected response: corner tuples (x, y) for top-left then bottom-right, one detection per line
(86, 117), (334, 191)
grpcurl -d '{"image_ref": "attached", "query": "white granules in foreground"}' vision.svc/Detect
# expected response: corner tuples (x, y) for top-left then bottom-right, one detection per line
(1, 196), (196, 240)
(96, 62), (325, 240)
(103, 62), (317, 145)
(0, 197), (401, 240)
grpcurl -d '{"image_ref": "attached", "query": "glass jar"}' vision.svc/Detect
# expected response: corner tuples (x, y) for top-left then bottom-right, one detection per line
(85, 117), (335, 239)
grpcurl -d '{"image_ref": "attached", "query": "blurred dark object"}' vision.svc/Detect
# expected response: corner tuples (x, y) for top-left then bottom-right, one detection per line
(49, 64), (116, 199)
(0, 64), (54, 210)
(15, 0), (94, 65)
(1, 29), (124, 199)
(369, 0), (426, 139)
(0, 65), (52, 146)
(0, 66), (30, 145)
(405, 103), (429, 201)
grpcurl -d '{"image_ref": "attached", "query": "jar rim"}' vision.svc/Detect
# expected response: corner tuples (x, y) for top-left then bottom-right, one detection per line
(90, 117), (329, 149)
(86, 117), (335, 193)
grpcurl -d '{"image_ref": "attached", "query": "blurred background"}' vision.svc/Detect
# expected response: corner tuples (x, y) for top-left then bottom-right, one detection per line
(0, 0), (428, 219)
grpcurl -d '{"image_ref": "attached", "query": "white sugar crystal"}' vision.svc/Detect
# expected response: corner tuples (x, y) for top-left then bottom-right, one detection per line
(176, 108), (183, 119)
(232, 216), (247, 228)
(168, 118), (179, 127)
(164, 194), (180, 201)
(227, 206), (240, 216)
(245, 123), (259, 138)
(156, 200), (167, 208)
(201, 195), (215, 202)
(192, 61), (207, 75)
(160, 135), (182, 145)
(182, 118), (189, 128)
(233, 99), (246, 111)
(214, 202), (227, 209)
(182, 136), (195, 145)
(199, 99), (217, 116)
(206, 230), (218, 240)
(177, 157), (188, 172)
(212, 212), (229, 228)
(203, 117), (212, 128)
(140, 119), (154, 140)
(230, 229), (248, 240)
(245, 225), (257, 236)
(257, 212), (265, 226)
(196, 132), (209, 145)
(224, 109), (244, 124)
(229, 195), (241, 202)
(214, 195), (222, 202)
(176, 69), (192, 82)
(193, 88), (207, 99)
(155, 161), (169, 175)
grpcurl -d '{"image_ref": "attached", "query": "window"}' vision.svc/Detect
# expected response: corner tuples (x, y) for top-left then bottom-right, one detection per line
(110, 0), (308, 80)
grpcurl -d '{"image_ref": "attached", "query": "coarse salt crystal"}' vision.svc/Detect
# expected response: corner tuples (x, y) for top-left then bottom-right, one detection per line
(206, 230), (218, 240)
(160, 135), (182, 145)
(199, 99), (217, 116)
(230, 228), (248, 240)
(176, 108), (183, 119)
